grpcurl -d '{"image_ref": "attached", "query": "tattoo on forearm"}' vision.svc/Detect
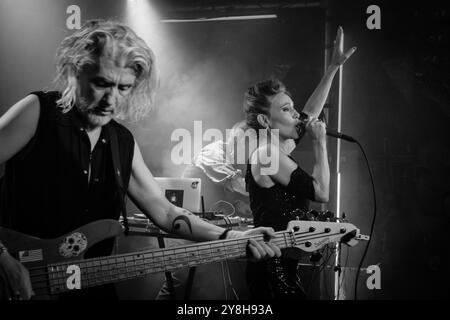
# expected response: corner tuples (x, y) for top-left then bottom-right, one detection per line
(171, 212), (193, 234)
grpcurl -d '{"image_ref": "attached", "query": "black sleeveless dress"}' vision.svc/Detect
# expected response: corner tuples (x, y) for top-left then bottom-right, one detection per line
(245, 156), (315, 231)
(245, 156), (316, 299)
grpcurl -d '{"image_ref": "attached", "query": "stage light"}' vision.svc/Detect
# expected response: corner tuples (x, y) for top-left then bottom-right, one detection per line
(160, 14), (277, 23)
(125, 0), (162, 54)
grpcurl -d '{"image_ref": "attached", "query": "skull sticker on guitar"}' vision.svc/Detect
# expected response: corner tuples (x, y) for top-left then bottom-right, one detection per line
(58, 232), (88, 258)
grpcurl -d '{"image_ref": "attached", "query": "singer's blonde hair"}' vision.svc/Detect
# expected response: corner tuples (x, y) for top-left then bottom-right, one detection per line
(53, 19), (158, 121)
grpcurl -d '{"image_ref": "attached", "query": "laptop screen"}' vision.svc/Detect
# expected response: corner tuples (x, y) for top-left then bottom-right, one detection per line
(154, 177), (202, 213)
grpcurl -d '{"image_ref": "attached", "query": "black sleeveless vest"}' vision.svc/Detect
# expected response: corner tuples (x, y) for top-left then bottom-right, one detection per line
(0, 91), (134, 244)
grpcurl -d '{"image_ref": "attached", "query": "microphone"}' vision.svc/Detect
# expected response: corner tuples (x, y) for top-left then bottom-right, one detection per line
(326, 128), (356, 142)
(295, 122), (357, 143)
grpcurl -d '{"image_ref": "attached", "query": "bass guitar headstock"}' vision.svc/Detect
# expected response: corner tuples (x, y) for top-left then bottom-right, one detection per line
(284, 220), (362, 252)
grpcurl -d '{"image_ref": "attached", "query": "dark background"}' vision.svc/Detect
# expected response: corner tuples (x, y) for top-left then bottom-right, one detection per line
(1, 0), (449, 299)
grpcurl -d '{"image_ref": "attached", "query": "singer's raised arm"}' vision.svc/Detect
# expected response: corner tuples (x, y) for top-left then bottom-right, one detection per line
(301, 27), (356, 119)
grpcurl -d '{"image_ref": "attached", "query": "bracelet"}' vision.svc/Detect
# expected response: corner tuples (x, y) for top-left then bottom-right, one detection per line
(218, 228), (232, 240)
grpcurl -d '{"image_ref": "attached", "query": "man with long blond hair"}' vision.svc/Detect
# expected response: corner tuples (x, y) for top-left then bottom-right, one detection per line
(0, 20), (280, 300)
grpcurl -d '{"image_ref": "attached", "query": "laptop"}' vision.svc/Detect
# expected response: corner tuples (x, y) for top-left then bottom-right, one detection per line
(154, 177), (202, 213)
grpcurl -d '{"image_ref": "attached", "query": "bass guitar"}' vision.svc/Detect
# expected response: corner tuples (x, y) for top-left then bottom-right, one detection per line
(0, 219), (365, 299)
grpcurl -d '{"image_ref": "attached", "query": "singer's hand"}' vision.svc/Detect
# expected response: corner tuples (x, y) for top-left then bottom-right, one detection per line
(329, 27), (356, 71)
(306, 118), (326, 143)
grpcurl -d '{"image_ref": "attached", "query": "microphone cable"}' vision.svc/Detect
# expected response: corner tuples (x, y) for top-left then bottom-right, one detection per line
(352, 139), (377, 300)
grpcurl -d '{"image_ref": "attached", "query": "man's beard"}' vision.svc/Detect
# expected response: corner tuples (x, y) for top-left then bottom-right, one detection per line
(77, 97), (114, 128)
(85, 112), (112, 127)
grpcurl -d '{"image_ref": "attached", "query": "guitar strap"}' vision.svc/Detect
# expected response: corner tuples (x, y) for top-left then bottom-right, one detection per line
(107, 125), (129, 236)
